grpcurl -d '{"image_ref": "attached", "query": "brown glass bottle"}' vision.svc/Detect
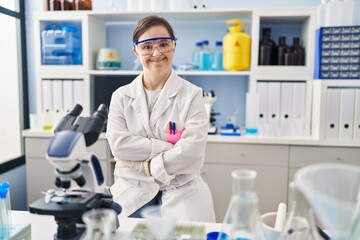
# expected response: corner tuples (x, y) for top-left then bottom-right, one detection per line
(291, 37), (305, 65)
(277, 36), (289, 66)
(76, 0), (92, 10)
(63, 0), (76, 10)
(259, 28), (276, 65)
(50, 0), (62, 11)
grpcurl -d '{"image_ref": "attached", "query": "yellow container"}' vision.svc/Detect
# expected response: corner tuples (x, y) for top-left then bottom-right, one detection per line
(223, 19), (251, 71)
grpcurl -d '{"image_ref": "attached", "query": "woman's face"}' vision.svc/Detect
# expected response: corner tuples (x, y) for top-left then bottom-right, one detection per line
(133, 25), (175, 74)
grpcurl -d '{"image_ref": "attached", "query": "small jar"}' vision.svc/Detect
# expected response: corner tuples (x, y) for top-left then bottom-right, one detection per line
(76, 0), (92, 10)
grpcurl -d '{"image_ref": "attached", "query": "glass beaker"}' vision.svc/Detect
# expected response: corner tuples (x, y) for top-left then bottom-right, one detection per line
(82, 208), (117, 240)
(141, 205), (177, 240)
(279, 182), (321, 240)
(220, 169), (265, 240)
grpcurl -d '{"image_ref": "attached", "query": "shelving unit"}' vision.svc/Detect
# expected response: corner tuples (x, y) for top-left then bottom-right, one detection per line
(27, 8), (360, 220)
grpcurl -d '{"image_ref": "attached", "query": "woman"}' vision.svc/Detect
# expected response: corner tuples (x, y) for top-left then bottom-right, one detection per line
(106, 15), (215, 222)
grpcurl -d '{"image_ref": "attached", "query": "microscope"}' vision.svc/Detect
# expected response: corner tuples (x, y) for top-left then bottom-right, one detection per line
(29, 104), (121, 240)
(204, 90), (219, 134)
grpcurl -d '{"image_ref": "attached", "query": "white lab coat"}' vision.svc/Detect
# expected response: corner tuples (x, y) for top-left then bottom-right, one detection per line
(107, 70), (215, 222)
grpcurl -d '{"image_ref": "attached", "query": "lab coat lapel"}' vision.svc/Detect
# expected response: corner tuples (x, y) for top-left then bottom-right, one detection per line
(149, 70), (182, 129)
(127, 74), (153, 137)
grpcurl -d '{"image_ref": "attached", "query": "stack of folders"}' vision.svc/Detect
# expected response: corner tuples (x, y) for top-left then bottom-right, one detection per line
(256, 81), (307, 137)
(41, 79), (84, 114)
(325, 87), (360, 142)
(40, 79), (84, 130)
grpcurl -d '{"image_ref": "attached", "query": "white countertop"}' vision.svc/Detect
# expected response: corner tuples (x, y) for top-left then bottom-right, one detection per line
(11, 210), (222, 240)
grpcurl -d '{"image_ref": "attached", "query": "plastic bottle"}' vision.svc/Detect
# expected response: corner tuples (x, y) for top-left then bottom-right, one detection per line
(192, 42), (203, 70)
(212, 41), (224, 71)
(199, 40), (212, 71)
(276, 36), (289, 66)
(220, 169), (265, 240)
(291, 37), (305, 66)
(223, 19), (251, 71)
(259, 28), (276, 65)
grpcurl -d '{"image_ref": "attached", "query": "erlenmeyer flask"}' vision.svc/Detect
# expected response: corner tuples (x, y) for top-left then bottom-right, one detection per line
(279, 182), (321, 240)
(220, 169), (265, 240)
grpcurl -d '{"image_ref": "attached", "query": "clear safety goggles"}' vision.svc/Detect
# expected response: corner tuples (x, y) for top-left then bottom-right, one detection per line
(133, 37), (177, 56)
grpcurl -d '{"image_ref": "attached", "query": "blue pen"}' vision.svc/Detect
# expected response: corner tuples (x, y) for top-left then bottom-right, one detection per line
(172, 122), (176, 135)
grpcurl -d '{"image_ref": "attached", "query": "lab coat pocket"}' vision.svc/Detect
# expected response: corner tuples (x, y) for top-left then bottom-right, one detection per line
(165, 129), (184, 144)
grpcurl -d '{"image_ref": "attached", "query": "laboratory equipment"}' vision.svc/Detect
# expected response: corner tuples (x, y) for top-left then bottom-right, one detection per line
(29, 104), (121, 240)
(291, 38), (305, 66)
(203, 90), (219, 134)
(279, 182), (320, 240)
(41, 24), (82, 65)
(223, 19), (251, 71)
(220, 169), (265, 240)
(141, 205), (177, 240)
(96, 48), (121, 70)
(294, 163), (360, 240)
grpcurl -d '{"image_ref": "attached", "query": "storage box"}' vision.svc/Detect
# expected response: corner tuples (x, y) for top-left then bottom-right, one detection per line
(314, 26), (360, 79)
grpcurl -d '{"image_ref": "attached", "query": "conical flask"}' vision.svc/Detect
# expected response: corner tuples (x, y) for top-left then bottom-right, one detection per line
(279, 182), (321, 240)
(219, 169), (265, 240)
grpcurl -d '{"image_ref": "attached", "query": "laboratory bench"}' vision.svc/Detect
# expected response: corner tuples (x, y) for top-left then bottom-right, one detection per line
(22, 129), (360, 222)
(10, 210), (222, 239)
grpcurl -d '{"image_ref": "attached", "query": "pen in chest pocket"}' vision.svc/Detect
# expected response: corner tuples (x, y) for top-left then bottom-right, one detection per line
(168, 121), (176, 135)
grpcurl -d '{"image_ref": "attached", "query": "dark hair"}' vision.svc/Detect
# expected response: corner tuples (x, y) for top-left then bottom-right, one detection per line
(133, 15), (175, 43)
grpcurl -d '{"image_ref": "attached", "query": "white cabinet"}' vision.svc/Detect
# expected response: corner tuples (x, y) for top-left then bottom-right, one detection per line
(203, 142), (288, 222)
(288, 145), (360, 182)
(24, 135), (113, 206)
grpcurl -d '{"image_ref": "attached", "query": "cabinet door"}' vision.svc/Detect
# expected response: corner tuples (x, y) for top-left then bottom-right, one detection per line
(289, 146), (360, 181)
(202, 163), (288, 223)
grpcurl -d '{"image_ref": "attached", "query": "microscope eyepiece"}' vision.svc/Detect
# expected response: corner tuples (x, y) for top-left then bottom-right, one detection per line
(92, 104), (109, 121)
(69, 104), (83, 116)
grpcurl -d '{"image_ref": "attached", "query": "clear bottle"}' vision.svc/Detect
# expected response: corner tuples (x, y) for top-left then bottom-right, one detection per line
(279, 182), (321, 240)
(212, 41), (224, 71)
(199, 40), (212, 71)
(192, 42), (203, 70)
(220, 169), (265, 240)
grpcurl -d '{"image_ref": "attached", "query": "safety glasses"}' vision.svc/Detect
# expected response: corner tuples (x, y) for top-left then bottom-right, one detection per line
(133, 37), (177, 56)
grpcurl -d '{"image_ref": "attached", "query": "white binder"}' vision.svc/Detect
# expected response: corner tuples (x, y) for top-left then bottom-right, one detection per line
(73, 80), (84, 107)
(354, 89), (360, 141)
(280, 82), (294, 136)
(338, 88), (355, 140)
(268, 81), (281, 136)
(257, 81), (269, 135)
(52, 80), (63, 114)
(63, 80), (74, 113)
(325, 88), (341, 140)
(292, 82), (306, 136)
(41, 80), (52, 113)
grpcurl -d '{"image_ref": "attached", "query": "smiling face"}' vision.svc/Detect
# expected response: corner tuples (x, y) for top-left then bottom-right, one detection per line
(133, 25), (175, 74)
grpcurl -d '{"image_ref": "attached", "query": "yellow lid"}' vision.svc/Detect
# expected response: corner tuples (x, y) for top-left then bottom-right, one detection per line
(226, 19), (249, 33)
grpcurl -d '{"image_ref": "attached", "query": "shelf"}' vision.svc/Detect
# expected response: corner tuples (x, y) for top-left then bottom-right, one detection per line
(89, 70), (251, 76)
(88, 9), (253, 22)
